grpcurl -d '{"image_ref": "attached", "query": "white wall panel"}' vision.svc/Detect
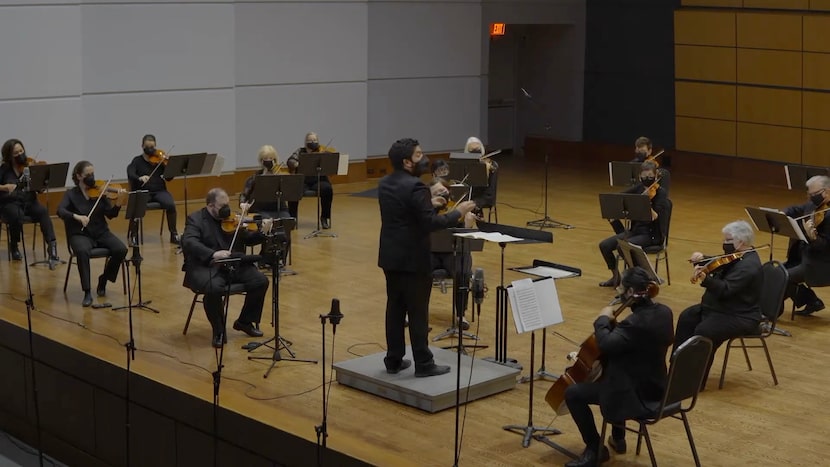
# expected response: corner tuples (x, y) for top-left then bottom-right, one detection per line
(369, 2), (481, 79)
(367, 77), (480, 156)
(0, 6), (81, 100)
(81, 4), (234, 93)
(235, 83), (368, 167)
(235, 2), (368, 86)
(82, 90), (235, 182)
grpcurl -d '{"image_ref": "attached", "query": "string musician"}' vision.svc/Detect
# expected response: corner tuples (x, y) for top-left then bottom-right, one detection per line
(463, 137), (499, 214)
(57, 161), (128, 307)
(598, 160), (669, 287)
(286, 132), (335, 229)
(181, 188), (272, 348)
(126, 134), (180, 245)
(674, 220), (762, 387)
(632, 136), (670, 194)
(240, 145), (293, 264)
(0, 139), (61, 267)
(562, 267), (674, 467)
(782, 175), (830, 315)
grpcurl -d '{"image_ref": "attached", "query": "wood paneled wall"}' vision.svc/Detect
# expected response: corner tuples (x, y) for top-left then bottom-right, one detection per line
(675, 4), (830, 167)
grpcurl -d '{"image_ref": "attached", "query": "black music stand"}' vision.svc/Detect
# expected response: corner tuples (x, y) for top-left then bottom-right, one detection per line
(608, 161), (642, 187)
(447, 159), (489, 188)
(746, 207), (805, 263)
(617, 240), (662, 284)
(28, 162), (69, 268)
(476, 221), (553, 370)
(297, 152), (339, 239)
(115, 190), (158, 314)
(250, 174), (303, 273)
(599, 193), (653, 234)
(785, 164), (829, 190)
(163, 152), (209, 225)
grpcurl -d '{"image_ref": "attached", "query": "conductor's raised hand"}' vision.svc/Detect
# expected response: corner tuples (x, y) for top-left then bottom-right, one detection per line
(431, 196), (448, 209)
(455, 200), (476, 216)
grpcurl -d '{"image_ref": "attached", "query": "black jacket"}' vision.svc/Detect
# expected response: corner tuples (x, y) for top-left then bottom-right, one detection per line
(0, 163), (36, 206)
(57, 186), (121, 239)
(378, 170), (462, 273)
(595, 300), (674, 422)
(623, 183), (670, 243)
(699, 249), (763, 319)
(784, 202), (830, 286)
(181, 207), (263, 272)
(127, 155), (172, 193)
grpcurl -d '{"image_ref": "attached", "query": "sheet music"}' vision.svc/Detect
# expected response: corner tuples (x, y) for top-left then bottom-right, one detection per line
(454, 231), (522, 243)
(785, 166), (793, 190)
(210, 155), (225, 176)
(337, 153), (349, 176)
(608, 162), (614, 187)
(513, 266), (578, 279)
(508, 277), (564, 334)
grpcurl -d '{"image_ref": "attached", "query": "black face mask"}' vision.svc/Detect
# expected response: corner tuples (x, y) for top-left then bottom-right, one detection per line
(722, 242), (736, 255)
(216, 205), (231, 219)
(641, 177), (655, 187)
(811, 193), (825, 207)
(15, 153), (27, 165)
(635, 151), (647, 161)
(306, 142), (320, 151)
(143, 146), (155, 156)
(411, 157), (430, 176)
(83, 174), (96, 188)
(263, 160), (274, 170)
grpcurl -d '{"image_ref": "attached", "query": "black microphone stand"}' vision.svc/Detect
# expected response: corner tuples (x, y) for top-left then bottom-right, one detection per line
(315, 303), (342, 466)
(211, 257), (239, 467)
(115, 192), (158, 314)
(122, 249), (137, 467)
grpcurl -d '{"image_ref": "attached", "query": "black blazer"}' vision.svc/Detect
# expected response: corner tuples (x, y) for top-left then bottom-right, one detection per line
(595, 300), (674, 422)
(699, 249), (762, 319)
(57, 186), (120, 240)
(378, 170), (463, 273)
(181, 207), (263, 273)
(784, 202), (830, 286)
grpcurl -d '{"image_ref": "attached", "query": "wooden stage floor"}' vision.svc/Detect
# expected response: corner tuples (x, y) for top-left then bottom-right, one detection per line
(1, 155), (827, 466)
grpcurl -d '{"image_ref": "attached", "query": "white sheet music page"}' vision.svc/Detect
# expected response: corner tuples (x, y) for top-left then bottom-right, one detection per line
(508, 277), (565, 334)
(454, 231), (522, 243)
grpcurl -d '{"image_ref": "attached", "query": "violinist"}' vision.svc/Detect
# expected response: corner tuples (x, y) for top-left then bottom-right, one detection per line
(782, 175), (830, 315)
(286, 132), (334, 229)
(598, 161), (669, 287)
(464, 137), (498, 212)
(0, 139), (61, 267)
(57, 161), (128, 307)
(632, 136), (670, 194)
(240, 145), (292, 263)
(181, 188), (271, 348)
(674, 220), (762, 386)
(126, 134), (180, 245)
(563, 267), (673, 467)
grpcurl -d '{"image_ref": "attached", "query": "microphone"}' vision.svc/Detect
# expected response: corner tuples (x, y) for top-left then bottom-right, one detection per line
(472, 268), (485, 305)
(520, 87), (532, 99)
(328, 298), (343, 334)
(22, 167), (30, 192)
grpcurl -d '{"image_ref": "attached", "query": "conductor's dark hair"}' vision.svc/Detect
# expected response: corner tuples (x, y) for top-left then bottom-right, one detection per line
(388, 138), (420, 170)
(142, 134), (156, 146)
(621, 267), (652, 294)
(72, 161), (93, 186)
(1, 139), (24, 166)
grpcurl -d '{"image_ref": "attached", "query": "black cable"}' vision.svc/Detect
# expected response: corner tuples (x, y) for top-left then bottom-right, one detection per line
(345, 342), (385, 357)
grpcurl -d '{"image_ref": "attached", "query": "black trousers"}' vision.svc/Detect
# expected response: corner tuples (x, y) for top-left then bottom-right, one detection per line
(69, 232), (128, 292)
(1, 200), (56, 244)
(565, 382), (625, 450)
(288, 177), (333, 219)
(383, 270), (434, 370)
(786, 264), (819, 307)
(185, 264), (269, 335)
(674, 304), (760, 382)
(431, 252), (471, 317)
(151, 190), (178, 234)
(599, 232), (656, 270)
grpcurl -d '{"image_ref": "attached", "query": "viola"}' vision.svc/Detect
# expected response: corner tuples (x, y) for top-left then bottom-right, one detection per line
(86, 180), (126, 200)
(545, 282), (660, 415)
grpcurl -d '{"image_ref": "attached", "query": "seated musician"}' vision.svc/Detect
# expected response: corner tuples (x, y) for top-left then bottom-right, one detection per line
(126, 134), (180, 245)
(674, 220), (762, 386)
(240, 145), (292, 264)
(632, 136), (670, 193)
(0, 139), (61, 267)
(181, 188), (271, 348)
(782, 175), (830, 315)
(464, 137), (498, 213)
(286, 132), (334, 229)
(598, 161), (668, 287)
(563, 267), (673, 467)
(57, 161), (128, 307)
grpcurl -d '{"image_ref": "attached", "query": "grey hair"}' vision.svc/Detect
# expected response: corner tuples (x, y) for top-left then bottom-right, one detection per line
(806, 175), (830, 190)
(206, 187), (226, 205)
(723, 220), (754, 246)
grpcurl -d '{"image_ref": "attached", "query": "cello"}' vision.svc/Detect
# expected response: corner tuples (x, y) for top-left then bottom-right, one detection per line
(545, 282), (660, 415)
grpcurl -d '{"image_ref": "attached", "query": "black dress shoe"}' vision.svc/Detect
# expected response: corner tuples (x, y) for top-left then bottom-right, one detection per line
(96, 276), (107, 297)
(386, 359), (412, 374)
(10, 245), (21, 261)
(321, 218), (331, 229)
(796, 299), (825, 315)
(170, 233), (181, 245)
(565, 446), (610, 467)
(608, 436), (626, 454)
(82, 291), (93, 307)
(414, 363), (451, 378)
(233, 320), (264, 337)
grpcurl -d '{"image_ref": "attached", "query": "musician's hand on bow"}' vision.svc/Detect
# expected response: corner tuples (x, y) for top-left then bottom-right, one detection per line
(805, 219), (818, 241)
(212, 250), (232, 260)
(689, 252), (705, 264)
(240, 202), (253, 212)
(138, 175), (150, 184)
(598, 306), (616, 318)
(74, 214), (90, 228)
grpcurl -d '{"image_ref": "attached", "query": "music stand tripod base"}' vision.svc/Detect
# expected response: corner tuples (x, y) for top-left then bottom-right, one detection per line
(304, 229), (337, 239)
(526, 217), (574, 230)
(518, 368), (559, 384)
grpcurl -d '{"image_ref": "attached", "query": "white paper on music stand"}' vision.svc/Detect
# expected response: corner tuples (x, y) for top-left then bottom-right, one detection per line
(514, 265), (578, 279)
(608, 162), (614, 187)
(785, 166), (793, 190)
(210, 155), (225, 176)
(454, 231), (522, 243)
(508, 277), (564, 334)
(753, 206), (808, 242)
(337, 153), (349, 176)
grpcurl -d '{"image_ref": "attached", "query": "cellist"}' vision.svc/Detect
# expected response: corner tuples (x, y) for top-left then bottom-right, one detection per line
(563, 267), (673, 467)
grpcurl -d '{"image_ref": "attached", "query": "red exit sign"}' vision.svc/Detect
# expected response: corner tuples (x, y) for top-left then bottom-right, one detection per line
(490, 23), (506, 36)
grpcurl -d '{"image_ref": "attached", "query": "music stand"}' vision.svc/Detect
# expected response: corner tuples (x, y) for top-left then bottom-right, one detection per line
(784, 164), (829, 190)
(114, 190), (158, 314)
(617, 240), (662, 284)
(447, 160), (489, 188)
(746, 207), (806, 262)
(28, 162), (69, 268)
(599, 193), (653, 234)
(608, 161), (642, 187)
(163, 153), (209, 224)
(297, 152), (339, 239)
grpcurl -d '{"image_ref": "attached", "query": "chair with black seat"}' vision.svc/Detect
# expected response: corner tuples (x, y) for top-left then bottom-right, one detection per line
(643, 198), (672, 285)
(62, 242), (127, 295)
(598, 335), (713, 467)
(182, 283), (247, 335)
(137, 201), (165, 244)
(2, 215), (44, 261)
(718, 260), (787, 389)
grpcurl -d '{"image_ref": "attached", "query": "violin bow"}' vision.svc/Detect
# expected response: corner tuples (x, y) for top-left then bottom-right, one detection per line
(228, 200), (254, 252)
(792, 206), (830, 221)
(141, 144), (175, 187)
(83, 176), (114, 231)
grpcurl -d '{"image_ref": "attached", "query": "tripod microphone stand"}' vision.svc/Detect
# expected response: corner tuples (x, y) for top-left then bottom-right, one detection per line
(210, 257), (239, 467)
(121, 239), (138, 467)
(115, 191), (159, 313)
(247, 233), (317, 377)
(316, 299), (343, 466)
(520, 87), (573, 230)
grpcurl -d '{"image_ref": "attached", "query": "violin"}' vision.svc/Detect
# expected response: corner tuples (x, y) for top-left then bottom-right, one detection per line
(221, 213), (262, 234)
(146, 149), (168, 166)
(644, 149), (665, 167)
(86, 180), (126, 200)
(642, 177), (661, 200)
(690, 252), (744, 284)
(15, 157), (47, 169)
(545, 282), (660, 415)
